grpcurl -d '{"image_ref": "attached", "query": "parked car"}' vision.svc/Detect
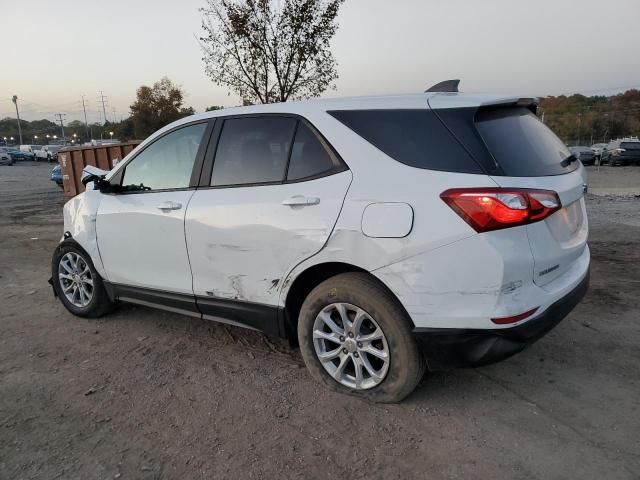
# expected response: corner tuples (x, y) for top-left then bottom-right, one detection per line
(49, 87), (590, 402)
(602, 138), (640, 166)
(0, 148), (15, 165)
(569, 146), (596, 165)
(50, 164), (63, 187)
(6, 149), (35, 161)
(36, 145), (63, 162)
(590, 143), (607, 161)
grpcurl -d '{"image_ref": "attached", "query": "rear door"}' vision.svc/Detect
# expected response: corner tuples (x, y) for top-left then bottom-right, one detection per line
(473, 107), (588, 286)
(185, 115), (351, 332)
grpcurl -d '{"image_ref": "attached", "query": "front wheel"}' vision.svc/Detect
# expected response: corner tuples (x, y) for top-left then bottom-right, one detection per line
(297, 272), (425, 403)
(51, 243), (114, 318)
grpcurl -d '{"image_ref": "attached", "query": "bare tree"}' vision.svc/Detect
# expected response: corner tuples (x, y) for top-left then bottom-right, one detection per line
(200, 0), (345, 104)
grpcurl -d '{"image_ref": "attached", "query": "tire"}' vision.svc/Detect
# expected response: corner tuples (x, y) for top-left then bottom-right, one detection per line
(51, 242), (114, 318)
(297, 272), (425, 403)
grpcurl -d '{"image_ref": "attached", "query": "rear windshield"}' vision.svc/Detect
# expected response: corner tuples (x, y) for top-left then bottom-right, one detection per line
(621, 142), (640, 150)
(328, 109), (483, 174)
(475, 107), (577, 176)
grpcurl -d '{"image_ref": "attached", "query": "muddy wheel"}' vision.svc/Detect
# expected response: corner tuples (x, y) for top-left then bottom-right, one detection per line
(297, 272), (425, 403)
(51, 242), (114, 318)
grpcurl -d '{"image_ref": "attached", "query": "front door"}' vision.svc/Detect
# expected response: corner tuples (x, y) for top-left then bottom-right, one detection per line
(185, 116), (351, 332)
(96, 122), (209, 296)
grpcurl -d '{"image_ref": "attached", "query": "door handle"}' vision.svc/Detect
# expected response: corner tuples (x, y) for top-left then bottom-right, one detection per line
(282, 195), (320, 207)
(157, 201), (182, 211)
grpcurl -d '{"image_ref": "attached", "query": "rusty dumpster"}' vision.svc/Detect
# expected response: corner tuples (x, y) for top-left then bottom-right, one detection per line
(58, 141), (141, 198)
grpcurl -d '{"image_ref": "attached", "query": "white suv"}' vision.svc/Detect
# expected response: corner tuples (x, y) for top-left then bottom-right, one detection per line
(50, 89), (590, 402)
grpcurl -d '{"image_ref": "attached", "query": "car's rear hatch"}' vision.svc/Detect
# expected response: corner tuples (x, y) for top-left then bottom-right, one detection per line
(429, 95), (588, 287)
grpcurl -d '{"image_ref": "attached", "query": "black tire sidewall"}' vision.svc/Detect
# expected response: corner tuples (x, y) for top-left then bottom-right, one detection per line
(297, 272), (424, 403)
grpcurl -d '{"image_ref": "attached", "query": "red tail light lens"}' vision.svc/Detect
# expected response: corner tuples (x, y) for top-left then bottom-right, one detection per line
(491, 307), (539, 325)
(440, 188), (561, 232)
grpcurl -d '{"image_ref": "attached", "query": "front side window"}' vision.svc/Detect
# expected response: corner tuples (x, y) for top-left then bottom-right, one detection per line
(121, 123), (207, 191)
(211, 117), (297, 186)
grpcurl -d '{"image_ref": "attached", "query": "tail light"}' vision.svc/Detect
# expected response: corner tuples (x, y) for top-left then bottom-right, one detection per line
(440, 188), (561, 233)
(492, 307), (539, 325)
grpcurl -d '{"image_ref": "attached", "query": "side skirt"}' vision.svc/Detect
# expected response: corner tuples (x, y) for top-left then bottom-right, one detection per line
(104, 282), (285, 338)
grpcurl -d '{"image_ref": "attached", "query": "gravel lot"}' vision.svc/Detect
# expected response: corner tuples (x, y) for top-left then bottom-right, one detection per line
(1, 162), (639, 479)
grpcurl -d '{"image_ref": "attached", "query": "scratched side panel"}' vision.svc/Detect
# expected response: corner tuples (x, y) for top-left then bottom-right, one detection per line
(185, 171), (352, 306)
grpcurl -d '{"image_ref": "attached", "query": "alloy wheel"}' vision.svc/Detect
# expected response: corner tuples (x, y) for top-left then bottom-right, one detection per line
(312, 302), (390, 390)
(58, 252), (94, 308)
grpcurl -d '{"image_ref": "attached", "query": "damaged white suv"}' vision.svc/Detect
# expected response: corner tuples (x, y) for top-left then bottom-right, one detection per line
(51, 82), (590, 402)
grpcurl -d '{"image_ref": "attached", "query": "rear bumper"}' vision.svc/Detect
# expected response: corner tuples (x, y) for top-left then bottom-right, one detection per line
(413, 269), (589, 370)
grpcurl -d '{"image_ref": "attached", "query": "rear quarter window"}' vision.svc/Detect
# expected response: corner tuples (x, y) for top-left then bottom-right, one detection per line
(328, 109), (483, 174)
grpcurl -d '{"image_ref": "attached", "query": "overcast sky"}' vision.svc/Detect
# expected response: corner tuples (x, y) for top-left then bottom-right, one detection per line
(1, 0), (639, 123)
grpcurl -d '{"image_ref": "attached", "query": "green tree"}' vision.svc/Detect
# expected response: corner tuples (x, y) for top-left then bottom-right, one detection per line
(539, 89), (640, 144)
(200, 0), (345, 104)
(129, 77), (195, 139)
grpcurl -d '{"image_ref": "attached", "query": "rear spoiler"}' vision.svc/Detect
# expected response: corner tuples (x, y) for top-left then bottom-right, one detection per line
(428, 92), (539, 114)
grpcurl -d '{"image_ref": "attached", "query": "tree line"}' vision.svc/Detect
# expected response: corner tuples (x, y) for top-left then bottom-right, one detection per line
(539, 89), (640, 145)
(2, 0), (637, 147)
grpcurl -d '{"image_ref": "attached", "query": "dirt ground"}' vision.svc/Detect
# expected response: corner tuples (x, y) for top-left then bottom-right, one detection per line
(1, 162), (639, 480)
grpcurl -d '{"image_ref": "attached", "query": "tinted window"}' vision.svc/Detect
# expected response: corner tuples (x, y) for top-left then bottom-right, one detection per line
(287, 123), (337, 181)
(475, 107), (577, 176)
(122, 123), (206, 191)
(329, 110), (482, 173)
(212, 117), (296, 186)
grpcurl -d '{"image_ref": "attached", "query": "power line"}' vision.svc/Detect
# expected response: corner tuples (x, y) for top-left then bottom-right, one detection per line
(81, 95), (90, 139)
(54, 113), (66, 142)
(98, 91), (109, 124)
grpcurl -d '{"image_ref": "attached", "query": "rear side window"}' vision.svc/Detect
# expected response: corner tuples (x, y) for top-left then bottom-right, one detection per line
(287, 123), (337, 181)
(475, 107), (577, 176)
(328, 110), (482, 174)
(211, 117), (296, 186)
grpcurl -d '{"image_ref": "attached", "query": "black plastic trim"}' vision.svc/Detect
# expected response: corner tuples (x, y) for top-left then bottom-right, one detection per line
(196, 296), (282, 337)
(414, 270), (589, 370)
(109, 283), (200, 315)
(103, 282), (286, 337)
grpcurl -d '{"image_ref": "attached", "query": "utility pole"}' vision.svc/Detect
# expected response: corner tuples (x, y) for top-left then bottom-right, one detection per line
(112, 107), (117, 123)
(81, 95), (90, 140)
(11, 95), (23, 145)
(55, 113), (66, 143)
(98, 91), (108, 124)
(577, 113), (582, 145)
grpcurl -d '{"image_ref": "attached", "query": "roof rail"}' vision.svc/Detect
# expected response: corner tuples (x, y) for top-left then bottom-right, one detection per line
(425, 79), (460, 93)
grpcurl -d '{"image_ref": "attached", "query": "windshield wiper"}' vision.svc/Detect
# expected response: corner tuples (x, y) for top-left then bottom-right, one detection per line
(561, 154), (578, 168)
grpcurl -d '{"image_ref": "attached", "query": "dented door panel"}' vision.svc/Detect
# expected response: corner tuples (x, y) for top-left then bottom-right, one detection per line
(185, 171), (352, 306)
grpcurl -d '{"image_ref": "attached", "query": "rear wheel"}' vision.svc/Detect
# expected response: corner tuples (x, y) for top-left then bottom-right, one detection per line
(297, 272), (425, 403)
(51, 243), (114, 318)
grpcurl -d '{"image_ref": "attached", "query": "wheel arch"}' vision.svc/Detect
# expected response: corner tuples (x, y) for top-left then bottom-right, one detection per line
(282, 261), (413, 342)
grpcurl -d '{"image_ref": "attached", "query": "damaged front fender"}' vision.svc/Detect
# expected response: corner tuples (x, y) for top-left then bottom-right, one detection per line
(61, 187), (107, 278)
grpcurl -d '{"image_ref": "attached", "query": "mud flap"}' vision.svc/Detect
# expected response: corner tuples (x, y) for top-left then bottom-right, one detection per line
(48, 276), (58, 298)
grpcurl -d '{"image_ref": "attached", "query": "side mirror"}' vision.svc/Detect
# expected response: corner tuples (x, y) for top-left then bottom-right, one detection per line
(81, 165), (112, 192)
